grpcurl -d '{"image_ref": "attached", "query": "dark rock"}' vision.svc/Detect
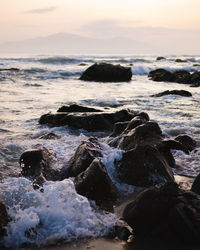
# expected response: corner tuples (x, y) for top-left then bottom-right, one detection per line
(57, 104), (102, 113)
(79, 63), (132, 82)
(74, 160), (118, 208)
(175, 58), (187, 63)
(191, 173), (200, 195)
(0, 198), (10, 238)
(175, 135), (196, 152)
(123, 182), (200, 244)
(149, 68), (200, 87)
(193, 64), (200, 67)
(39, 109), (137, 132)
(0, 67), (20, 71)
(156, 57), (166, 61)
(148, 69), (174, 82)
(119, 121), (162, 151)
(115, 144), (174, 186)
(151, 90), (192, 97)
(123, 182), (178, 237)
(79, 63), (87, 66)
(39, 132), (60, 140)
(110, 121), (129, 137)
(190, 71), (200, 87)
(65, 137), (102, 177)
(20, 145), (60, 186)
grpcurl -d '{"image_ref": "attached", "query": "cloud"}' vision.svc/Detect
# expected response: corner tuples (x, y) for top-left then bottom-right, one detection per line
(24, 7), (56, 14)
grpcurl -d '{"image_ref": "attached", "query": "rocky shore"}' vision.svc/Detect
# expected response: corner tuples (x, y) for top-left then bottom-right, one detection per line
(1, 103), (199, 249)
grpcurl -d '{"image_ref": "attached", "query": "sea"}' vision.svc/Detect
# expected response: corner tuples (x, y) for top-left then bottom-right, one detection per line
(0, 54), (200, 248)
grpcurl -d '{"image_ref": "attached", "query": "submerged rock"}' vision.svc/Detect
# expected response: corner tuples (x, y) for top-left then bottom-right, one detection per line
(79, 63), (132, 82)
(151, 90), (192, 97)
(39, 109), (137, 132)
(123, 182), (200, 244)
(0, 198), (10, 238)
(156, 56), (166, 61)
(175, 58), (187, 63)
(39, 132), (60, 140)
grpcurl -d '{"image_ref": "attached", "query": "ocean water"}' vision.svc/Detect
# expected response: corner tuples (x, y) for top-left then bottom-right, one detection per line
(0, 54), (200, 247)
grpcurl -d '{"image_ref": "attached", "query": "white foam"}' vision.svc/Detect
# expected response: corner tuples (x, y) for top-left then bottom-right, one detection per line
(100, 141), (135, 194)
(131, 65), (200, 75)
(0, 177), (117, 248)
(95, 96), (120, 107)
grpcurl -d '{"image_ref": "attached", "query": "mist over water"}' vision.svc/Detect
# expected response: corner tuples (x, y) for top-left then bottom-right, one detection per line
(0, 54), (200, 247)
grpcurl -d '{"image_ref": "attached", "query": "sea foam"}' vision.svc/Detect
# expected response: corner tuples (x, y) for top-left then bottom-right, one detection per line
(0, 178), (117, 248)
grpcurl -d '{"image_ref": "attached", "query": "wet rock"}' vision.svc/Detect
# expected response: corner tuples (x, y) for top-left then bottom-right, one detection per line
(156, 56), (166, 61)
(0, 67), (20, 71)
(123, 182), (200, 244)
(148, 68), (174, 82)
(191, 173), (200, 195)
(115, 144), (174, 186)
(39, 132), (60, 140)
(79, 63), (132, 82)
(149, 69), (200, 87)
(39, 109), (136, 132)
(175, 135), (196, 152)
(74, 160), (118, 208)
(0, 198), (10, 238)
(110, 121), (129, 137)
(57, 104), (102, 113)
(119, 121), (162, 151)
(151, 90), (192, 97)
(123, 183), (178, 236)
(175, 58), (187, 63)
(65, 137), (102, 177)
(20, 145), (60, 186)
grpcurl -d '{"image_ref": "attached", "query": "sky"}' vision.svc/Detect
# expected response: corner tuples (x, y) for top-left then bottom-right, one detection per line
(0, 0), (200, 53)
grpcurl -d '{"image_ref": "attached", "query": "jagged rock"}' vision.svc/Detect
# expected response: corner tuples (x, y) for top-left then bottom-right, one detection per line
(79, 63), (132, 82)
(151, 90), (192, 97)
(119, 121), (162, 151)
(57, 104), (102, 113)
(19, 145), (60, 187)
(156, 57), (166, 61)
(65, 137), (102, 177)
(191, 173), (200, 195)
(115, 145), (174, 186)
(175, 135), (196, 152)
(123, 182), (200, 244)
(74, 160), (118, 208)
(39, 109), (137, 132)
(0, 198), (10, 238)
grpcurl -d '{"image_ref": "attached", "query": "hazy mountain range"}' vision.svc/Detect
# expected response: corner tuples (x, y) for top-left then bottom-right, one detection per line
(0, 32), (161, 54)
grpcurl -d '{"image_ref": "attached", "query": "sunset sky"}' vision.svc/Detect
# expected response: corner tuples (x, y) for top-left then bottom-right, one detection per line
(0, 0), (200, 53)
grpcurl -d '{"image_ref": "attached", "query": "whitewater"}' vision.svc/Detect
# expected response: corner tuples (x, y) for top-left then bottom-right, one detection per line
(0, 54), (200, 247)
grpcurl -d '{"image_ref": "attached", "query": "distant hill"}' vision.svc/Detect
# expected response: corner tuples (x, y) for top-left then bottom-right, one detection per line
(0, 32), (159, 54)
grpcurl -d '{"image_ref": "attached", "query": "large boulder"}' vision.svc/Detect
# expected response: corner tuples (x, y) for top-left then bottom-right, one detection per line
(39, 109), (138, 132)
(79, 63), (132, 82)
(19, 145), (60, 188)
(151, 90), (192, 97)
(74, 160), (118, 209)
(65, 137), (102, 178)
(123, 182), (200, 244)
(0, 198), (10, 238)
(115, 145), (174, 186)
(175, 135), (196, 152)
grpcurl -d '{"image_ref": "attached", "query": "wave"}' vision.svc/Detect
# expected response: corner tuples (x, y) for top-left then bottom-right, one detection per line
(131, 65), (200, 75)
(0, 177), (117, 248)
